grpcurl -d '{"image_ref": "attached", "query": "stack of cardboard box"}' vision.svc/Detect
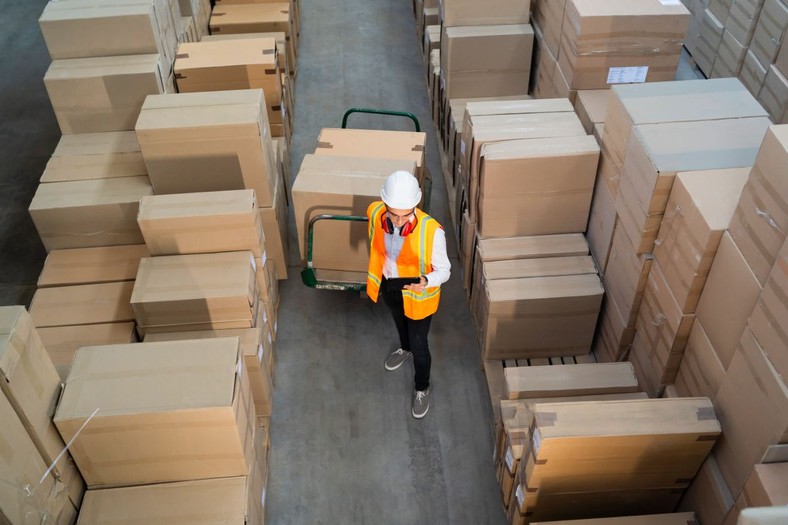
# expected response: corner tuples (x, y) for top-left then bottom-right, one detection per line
(38, 0), (186, 135)
(134, 90), (290, 279)
(684, 0), (788, 123)
(670, 124), (788, 525)
(531, 0), (690, 102)
(438, 0), (533, 101)
(0, 306), (85, 524)
(588, 79), (769, 370)
(53, 337), (269, 522)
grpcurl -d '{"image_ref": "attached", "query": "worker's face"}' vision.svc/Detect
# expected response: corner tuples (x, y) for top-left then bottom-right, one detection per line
(386, 207), (415, 227)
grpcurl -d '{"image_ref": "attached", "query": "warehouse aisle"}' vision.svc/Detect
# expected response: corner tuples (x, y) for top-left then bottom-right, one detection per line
(267, 0), (507, 523)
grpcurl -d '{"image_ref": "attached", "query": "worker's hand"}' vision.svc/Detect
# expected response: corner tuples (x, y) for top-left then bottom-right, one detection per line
(404, 275), (427, 293)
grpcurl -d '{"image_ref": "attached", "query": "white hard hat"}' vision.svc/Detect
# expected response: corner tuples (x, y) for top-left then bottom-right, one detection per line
(380, 170), (421, 209)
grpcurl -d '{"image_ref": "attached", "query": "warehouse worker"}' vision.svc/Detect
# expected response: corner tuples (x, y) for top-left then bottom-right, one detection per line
(366, 171), (451, 418)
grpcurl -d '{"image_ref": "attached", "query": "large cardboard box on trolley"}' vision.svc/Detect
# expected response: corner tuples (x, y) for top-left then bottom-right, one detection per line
(615, 117), (771, 254)
(313, 128), (427, 185)
(28, 176), (154, 252)
(652, 168), (749, 314)
(135, 89), (277, 206)
(439, 0), (530, 27)
(439, 24), (534, 99)
(475, 135), (599, 238)
(54, 338), (255, 488)
(174, 38), (283, 127)
(44, 54), (171, 135)
(38, 0), (178, 66)
(479, 273), (603, 360)
(557, 0), (690, 90)
(292, 155), (417, 274)
(602, 79), (768, 176)
(137, 189), (265, 257)
(41, 131), (147, 183)
(131, 251), (258, 333)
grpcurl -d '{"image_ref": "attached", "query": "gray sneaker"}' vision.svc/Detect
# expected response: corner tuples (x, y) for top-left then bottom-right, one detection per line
(412, 389), (430, 418)
(384, 348), (412, 371)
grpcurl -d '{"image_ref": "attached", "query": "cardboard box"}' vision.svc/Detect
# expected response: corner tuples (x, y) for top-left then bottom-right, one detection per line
(533, 32), (560, 99)
(674, 319), (726, 400)
(37, 244), (149, 287)
(476, 135), (599, 238)
(55, 338), (254, 488)
(0, 385), (78, 525)
(144, 320), (274, 418)
(729, 125), (788, 284)
(440, 0), (530, 26)
(29, 282), (136, 328)
(739, 50), (768, 97)
(603, 222), (653, 326)
(749, 235), (788, 379)
(76, 477), (258, 524)
(440, 24), (534, 99)
(313, 128), (427, 184)
(587, 175), (617, 274)
(519, 489), (685, 523)
(616, 117), (771, 253)
(504, 362), (638, 399)
(0, 307), (69, 478)
(258, 163), (289, 280)
(41, 131), (147, 183)
(209, 3), (290, 35)
(137, 189), (265, 257)
(777, 33), (788, 76)
(593, 291), (636, 363)
(712, 29), (748, 78)
(688, 8), (725, 77)
(527, 398), (720, 493)
(45, 54), (169, 135)
(574, 90), (610, 135)
(173, 38), (282, 125)
(677, 455), (735, 525)
(632, 261), (696, 386)
(603, 79), (767, 176)
(135, 89), (276, 206)
(292, 155), (416, 273)
(557, 0), (690, 89)
(724, 462), (788, 524)
(536, 0), (569, 59)
(710, 0), (734, 20)
(727, 0), (767, 45)
(202, 29), (293, 77)
(653, 168), (749, 313)
(29, 176), (153, 251)
(131, 252), (257, 331)
(712, 327), (788, 496)
(39, 0), (177, 65)
(696, 232), (761, 369)
(758, 65), (788, 123)
(751, 0), (788, 67)
(37, 323), (138, 381)
(530, 513), (698, 525)
(479, 273), (603, 360)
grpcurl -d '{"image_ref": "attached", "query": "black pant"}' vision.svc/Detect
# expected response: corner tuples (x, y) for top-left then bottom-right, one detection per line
(381, 278), (432, 391)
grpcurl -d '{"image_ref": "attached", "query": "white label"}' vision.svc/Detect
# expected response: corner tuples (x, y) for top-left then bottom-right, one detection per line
(532, 429), (542, 456)
(257, 343), (264, 362)
(505, 447), (515, 472)
(263, 310), (268, 323)
(516, 485), (525, 508)
(274, 320), (278, 333)
(261, 487), (266, 506)
(607, 66), (648, 84)
(460, 140), (466, 156)
(236, 360), (243, 377)
(250, 255), (257, 272)
(267, 331), (273, 345)
(659, 0), (682, 4)
(261, 251), (268, 267)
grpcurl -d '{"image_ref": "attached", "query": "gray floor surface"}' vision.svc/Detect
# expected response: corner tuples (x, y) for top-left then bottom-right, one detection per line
(0, 1), (705, 524)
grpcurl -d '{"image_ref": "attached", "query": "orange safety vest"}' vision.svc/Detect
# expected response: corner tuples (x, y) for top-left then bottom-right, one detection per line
(366, 201), (442, 320)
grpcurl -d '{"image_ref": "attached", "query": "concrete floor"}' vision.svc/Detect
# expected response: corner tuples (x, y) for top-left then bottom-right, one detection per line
(0, 1), (707, 524)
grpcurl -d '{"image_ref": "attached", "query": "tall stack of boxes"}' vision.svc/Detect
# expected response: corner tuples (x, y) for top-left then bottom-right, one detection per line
(684, 0), (788, 122)
(531, 0), (690, 101)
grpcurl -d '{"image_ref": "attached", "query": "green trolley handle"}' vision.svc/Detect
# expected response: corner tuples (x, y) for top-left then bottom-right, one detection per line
(341, 108), (421, 132)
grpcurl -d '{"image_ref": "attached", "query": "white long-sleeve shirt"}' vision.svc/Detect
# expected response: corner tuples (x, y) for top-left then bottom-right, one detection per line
(382, 225), (451, 288)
